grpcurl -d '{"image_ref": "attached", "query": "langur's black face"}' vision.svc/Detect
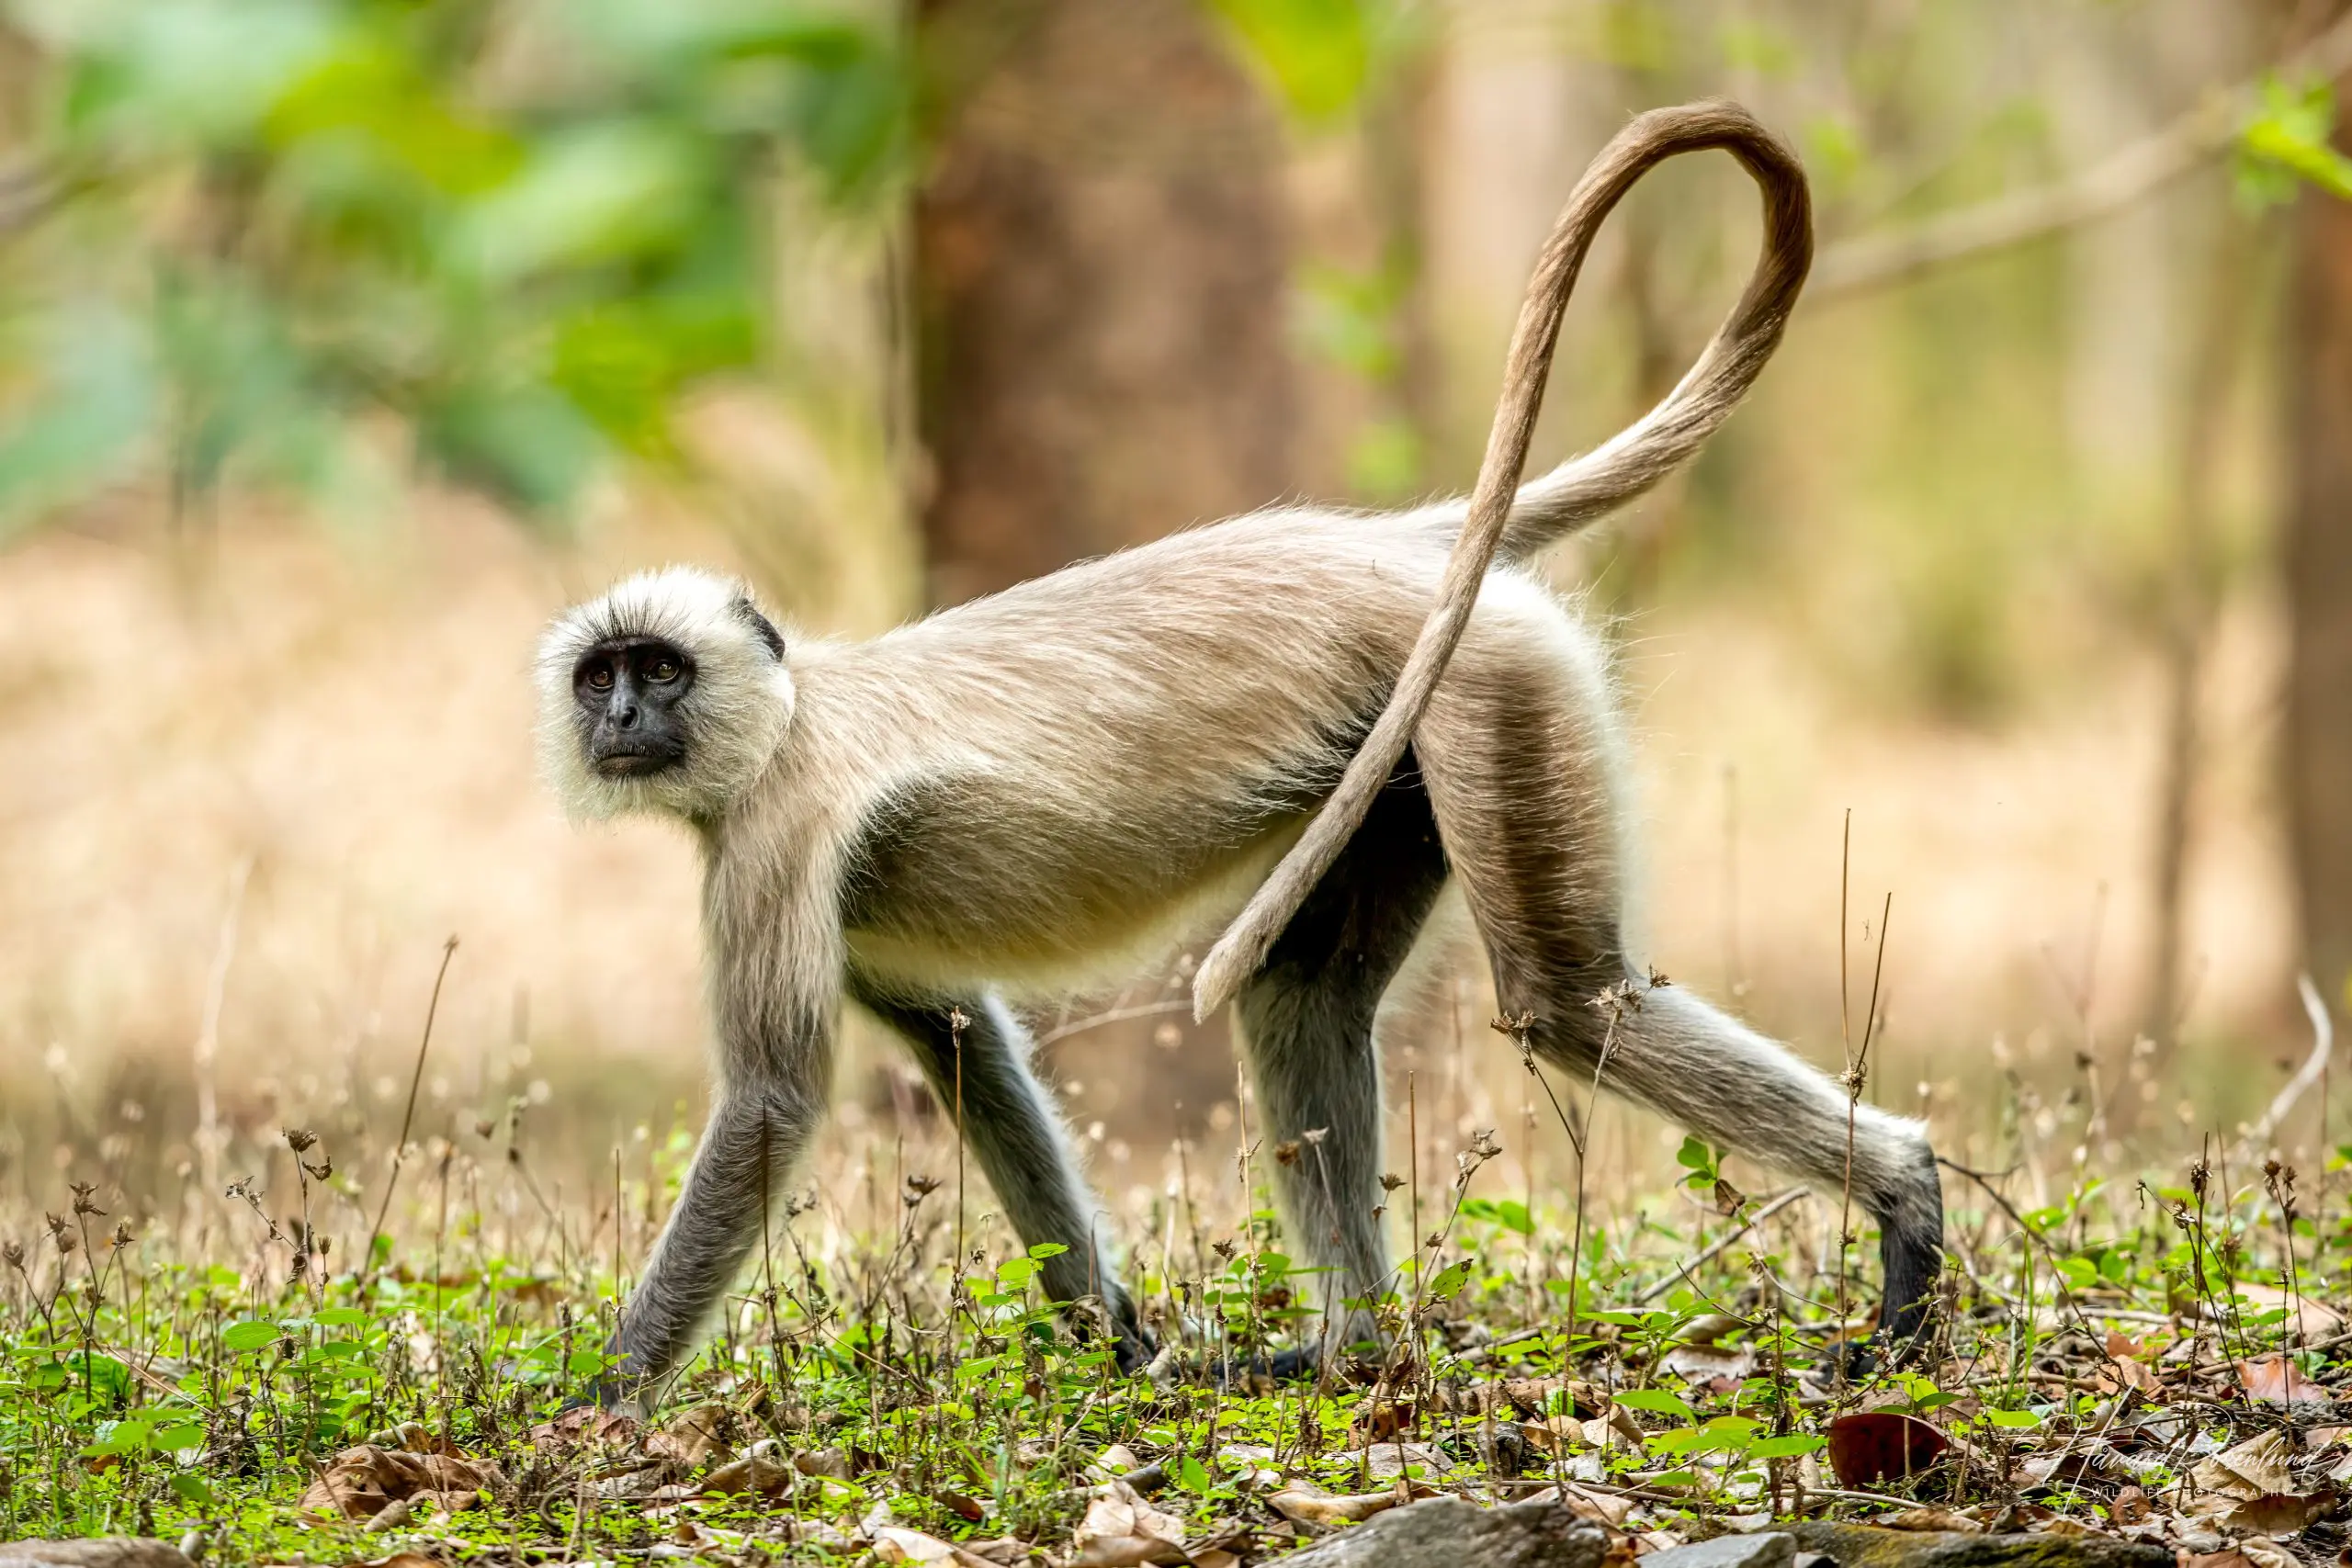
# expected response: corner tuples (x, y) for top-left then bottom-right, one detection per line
(574, 637), (695, 777)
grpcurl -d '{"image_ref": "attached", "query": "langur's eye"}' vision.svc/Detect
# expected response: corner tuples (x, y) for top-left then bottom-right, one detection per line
(649, 657), (681, 683)
(584, 661), (615, 692)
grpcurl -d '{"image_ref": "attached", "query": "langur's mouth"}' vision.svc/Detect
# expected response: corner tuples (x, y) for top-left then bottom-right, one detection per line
(593, 750), (680, 777)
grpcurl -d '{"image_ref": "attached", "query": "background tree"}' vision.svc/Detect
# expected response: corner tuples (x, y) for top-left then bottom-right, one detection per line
(911, 0), (1295, 604)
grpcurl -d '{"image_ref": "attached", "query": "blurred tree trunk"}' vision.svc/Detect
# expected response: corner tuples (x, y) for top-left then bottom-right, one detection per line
(2286, 77), (2352, 1024)
(912, 0), (1296, 604)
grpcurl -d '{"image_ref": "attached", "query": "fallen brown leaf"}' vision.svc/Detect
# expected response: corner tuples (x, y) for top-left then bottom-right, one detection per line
(2189, 1429), (2297, 1501)
(528, 1405), (638, 1450)
(1879, 1510), (1982, 1533)
(1346, 1400), (1414, 1445)
(699, 1453), (793, 1497)
(646, 1401), (732, 1465)
(1661, 1343), (1757, 1393)
(870, 1526), (1000, 1568)
(2109, 1483), (2154, 1526)
(1555, 1483), (1634, 1528)
(2233, 1284), (2346, 1342)
(300, 1444), (504, 1520)
(2213, 1487), (2337, 1538)
(1067, 1479), (1187, 1567)
(1264, 1479), (1408, 1526)
(2235, 1354), (2330, 1409)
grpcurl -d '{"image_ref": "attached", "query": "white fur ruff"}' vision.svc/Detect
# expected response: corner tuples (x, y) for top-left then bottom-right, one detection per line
(536, 568), (795, 821)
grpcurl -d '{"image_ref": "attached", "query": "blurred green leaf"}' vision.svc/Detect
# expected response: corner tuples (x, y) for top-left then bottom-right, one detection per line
(0, 0), (904, 528)
(1207, 0), (1375, 128)
(0, 299), (157, 533)
(2238, 77), (2352, 208)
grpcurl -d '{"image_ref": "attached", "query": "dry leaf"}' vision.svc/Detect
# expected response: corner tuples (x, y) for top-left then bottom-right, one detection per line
(1556, 1483), (1634, 1527)
(699, 1454), (793, 1496)
(2232, 1284), (2345, 1341)
(528, 1406), (637, 1450)
(1825, 1411), (1949, 1488)
(796, 1445), (854, 1480)
(2109, 1484), (2154, 1526)
(1517, 1416), (1586, 1456)
(1346, 1401), (1414, 1445)
(646, 1401), (732, 1466)
(1661, 1343), (1756, 1392)
(1067, 1479), (1187, 1567)
(958, 1540), (1033, 1566)
(300, 1445), (503, 1519)
(2236, 1539), (2300, 1568)
(1880, 1510), (1983, 1533)
(2189, 1429), (2297, 1501)
(2214, 1488), (2337, 1537)
(1265, 1480), (1408, 1526)
(2235, 1354), (2330, 1408)
(1361, 1441), (1453, 1480)
(871, 1526), (999, 1568)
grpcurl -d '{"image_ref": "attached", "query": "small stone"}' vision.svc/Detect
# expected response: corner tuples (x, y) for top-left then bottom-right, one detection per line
(0, 1544), (198, 1568)
(1789, 1523), (2174, 1568)
(1281, 1496), (1610, 1568)
(1644, 1533), (1796, 1568)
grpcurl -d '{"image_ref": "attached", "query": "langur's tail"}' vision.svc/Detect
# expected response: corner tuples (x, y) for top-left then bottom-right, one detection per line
(1194, 100), (1812, 1021)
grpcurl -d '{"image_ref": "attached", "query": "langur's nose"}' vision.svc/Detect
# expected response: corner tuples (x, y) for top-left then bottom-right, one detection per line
(613, 700), (640, 729)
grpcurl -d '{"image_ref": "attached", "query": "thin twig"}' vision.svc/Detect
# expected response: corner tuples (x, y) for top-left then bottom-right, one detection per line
(1810, 9), (2352, 299)
(360, 937), (458, 1285)
(2242, 975), (2335, 1150)
(1636, 1187), (1814, 1304)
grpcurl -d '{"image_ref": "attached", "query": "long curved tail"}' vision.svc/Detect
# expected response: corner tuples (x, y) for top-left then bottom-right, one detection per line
(1193, 100), (1812, 1021)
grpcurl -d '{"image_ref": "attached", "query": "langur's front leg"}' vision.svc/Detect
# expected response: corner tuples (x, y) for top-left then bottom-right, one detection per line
(602, 1070), (826, 1407)
(850, 981), (1148, 1369)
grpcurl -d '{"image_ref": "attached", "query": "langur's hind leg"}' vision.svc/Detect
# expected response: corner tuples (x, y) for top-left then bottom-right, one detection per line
(1415, 638), (1944, 1358)
(1232, 749), (1450, 1372)
(851, 982), (1148, 1369)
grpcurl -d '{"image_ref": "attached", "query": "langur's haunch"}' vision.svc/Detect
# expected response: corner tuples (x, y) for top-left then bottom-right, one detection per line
(537, 101), (1944, 1404)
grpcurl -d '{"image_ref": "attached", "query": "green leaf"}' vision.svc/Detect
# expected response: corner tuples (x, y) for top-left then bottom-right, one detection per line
(1749, 1434), (1825, 1459)
(1984, 1407), (2041, 1429)
(1206, 0), (1376, 127)
(151, 1422), (206, 1453)
(1176, 1454), (1212, 1495)
(1611, 1389), (1696, 1421)
(1426, 1259), (1473, 1301)
(2239, 77), (2352, 207)
(221, 1319), (278, 1353)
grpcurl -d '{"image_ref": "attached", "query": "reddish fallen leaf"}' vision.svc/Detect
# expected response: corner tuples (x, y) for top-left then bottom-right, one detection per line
(528, 1406), (638, 1450)
(933, 1489), (987, 1522)
(1661, 1343), (1757, 1393)
(2236, 1354), (2329, 1408)
(300, 1444), (504, 1519)
(1879, 1509), (1981, 1533)
(1825, 1410), (1949, 1488)
(2215, 1487), (2337, 1537)
(2109, 1483), (2154, 1526)
(1346, 1400), (1413, 1444)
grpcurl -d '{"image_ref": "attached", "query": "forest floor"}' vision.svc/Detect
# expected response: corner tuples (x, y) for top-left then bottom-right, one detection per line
(5, 1108), (2351, 1568)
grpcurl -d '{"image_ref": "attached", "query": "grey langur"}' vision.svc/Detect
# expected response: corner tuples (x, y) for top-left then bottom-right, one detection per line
(538, 100), (1944, 1404)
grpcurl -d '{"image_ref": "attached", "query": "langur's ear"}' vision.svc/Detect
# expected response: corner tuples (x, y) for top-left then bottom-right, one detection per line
(732, 594), (786, 660)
